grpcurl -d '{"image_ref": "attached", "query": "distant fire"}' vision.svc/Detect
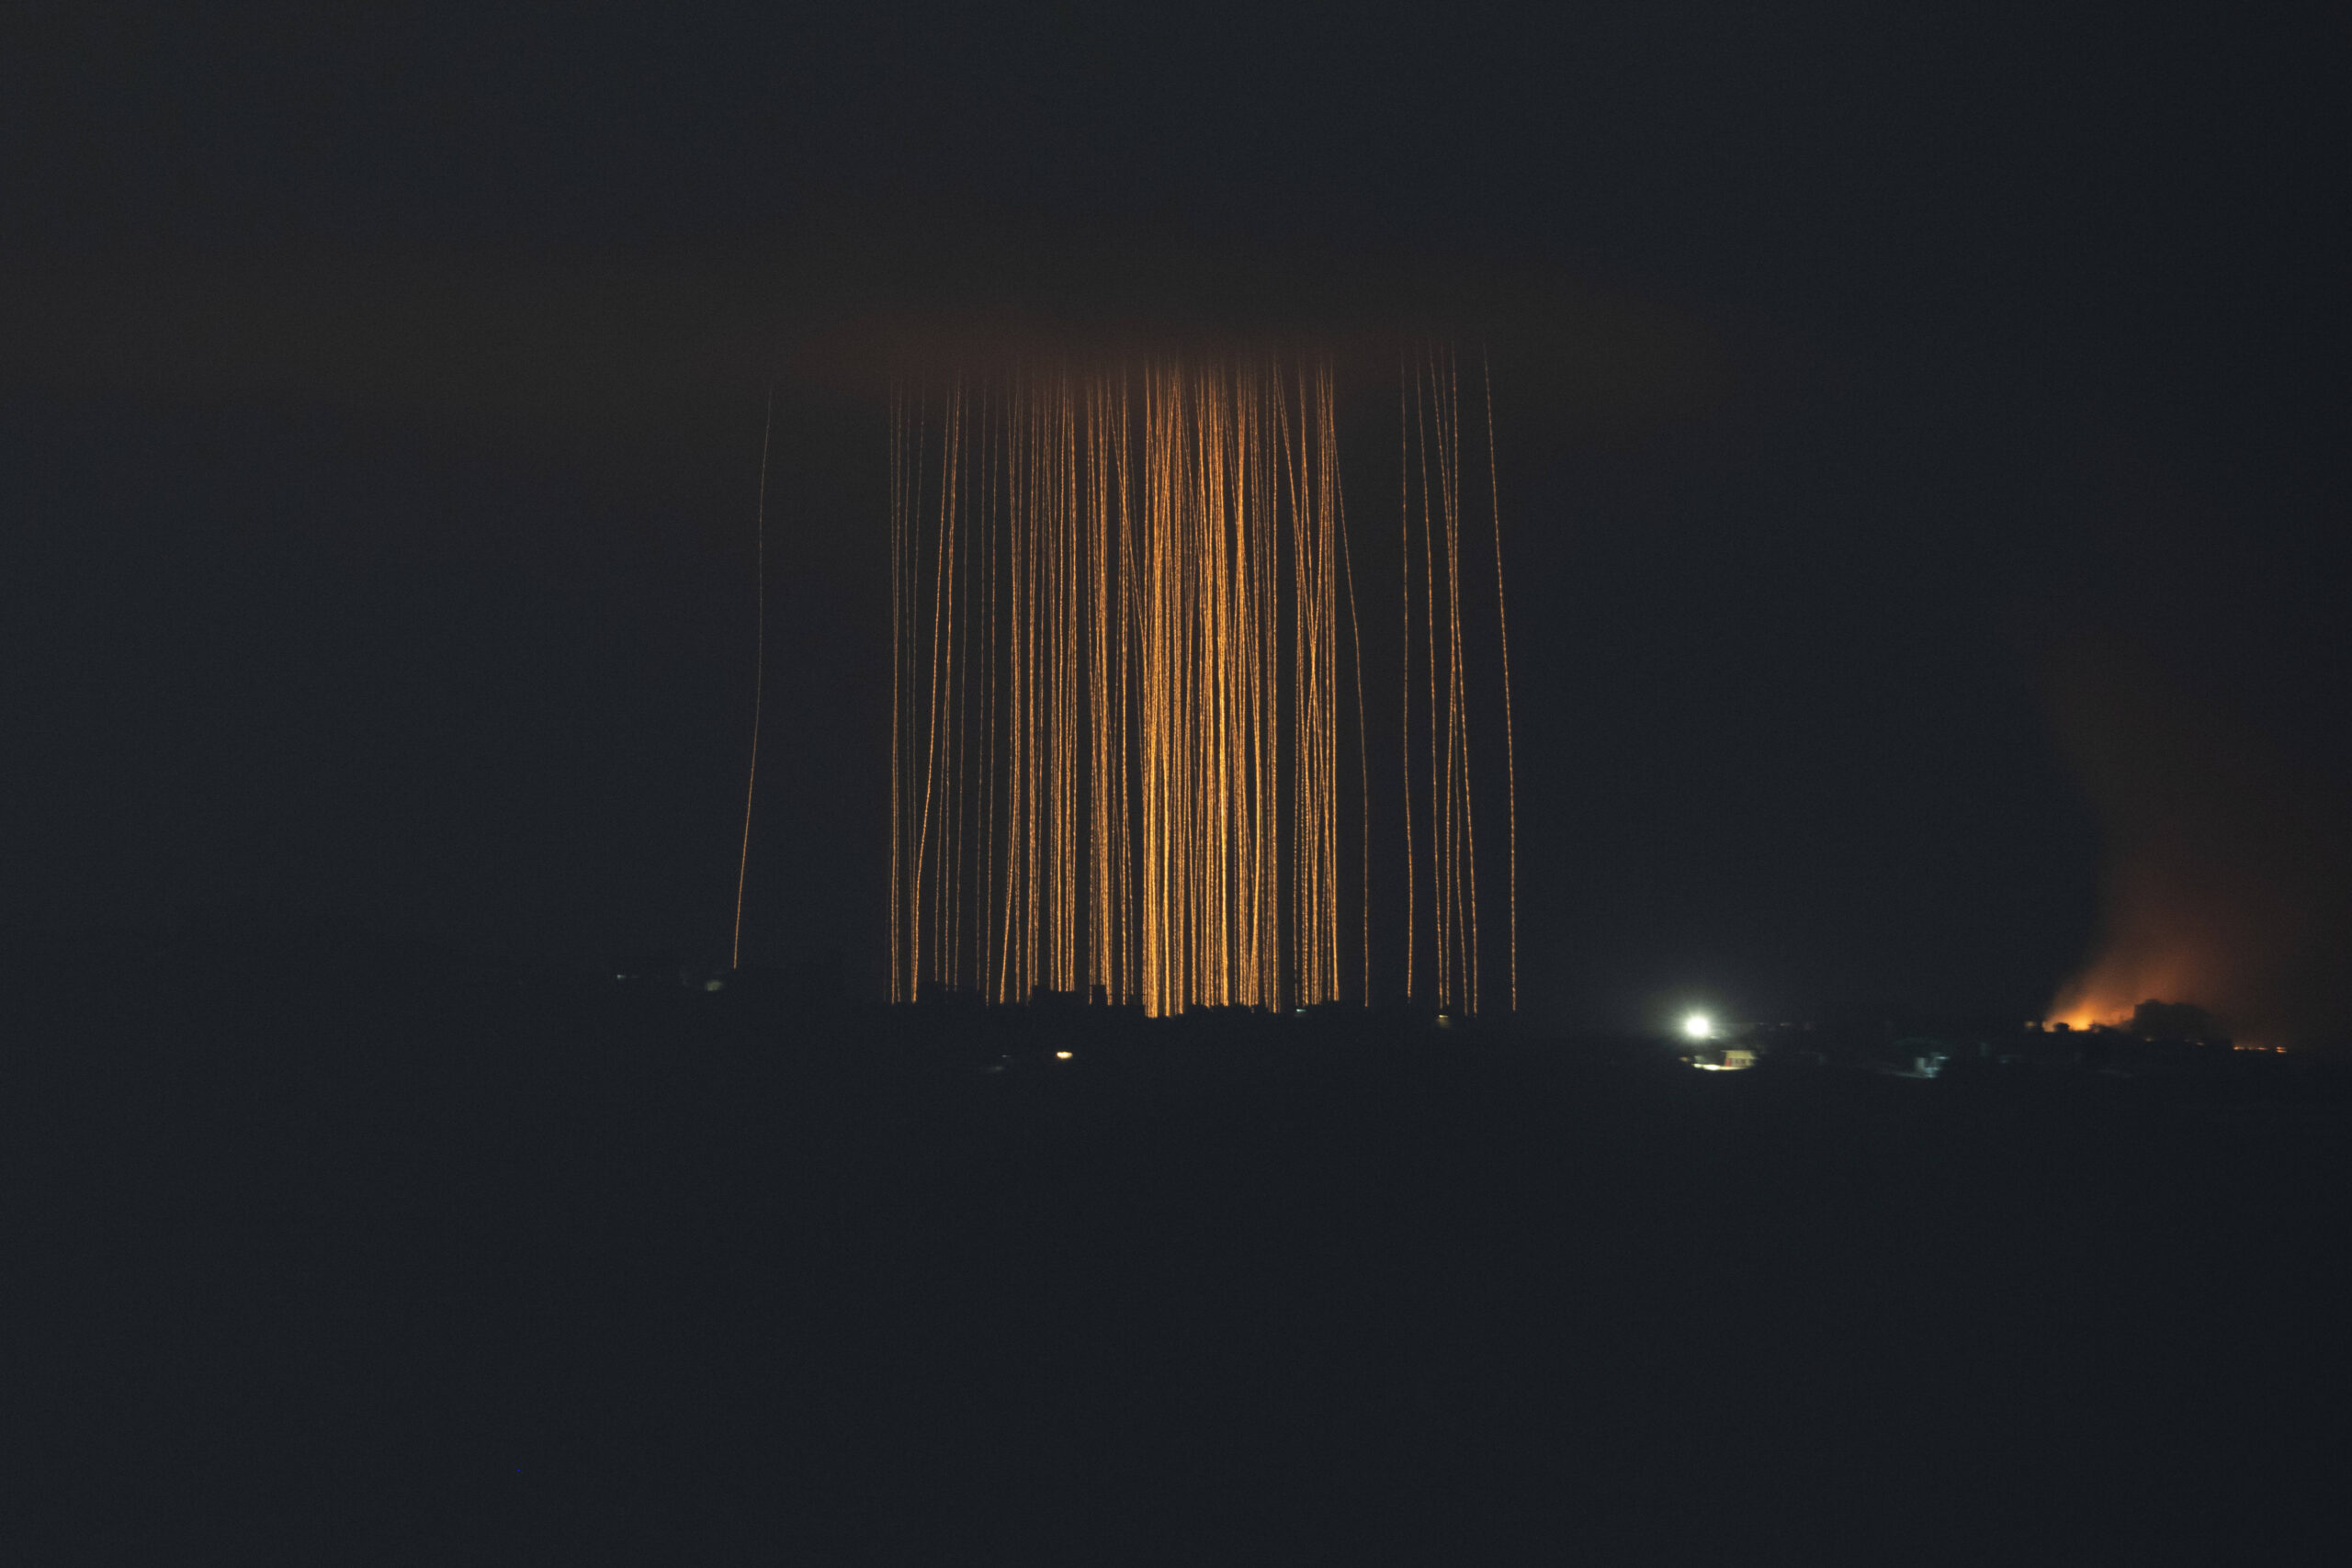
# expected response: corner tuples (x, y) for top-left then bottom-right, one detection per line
(2043, 632), (2349, 1052)
(2043, 851), (2279, 1036)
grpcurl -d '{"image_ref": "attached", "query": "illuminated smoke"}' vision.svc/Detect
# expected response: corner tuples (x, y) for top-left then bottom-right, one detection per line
(886, 344), (1517, 1017)
(2043, 633), (2352, 1049)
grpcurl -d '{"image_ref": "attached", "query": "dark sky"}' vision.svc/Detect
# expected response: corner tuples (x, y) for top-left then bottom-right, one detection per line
(6, 3), (2346, 1032)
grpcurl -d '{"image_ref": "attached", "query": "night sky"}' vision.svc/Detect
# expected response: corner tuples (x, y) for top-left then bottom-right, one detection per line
(7, 4), (2346, 1036)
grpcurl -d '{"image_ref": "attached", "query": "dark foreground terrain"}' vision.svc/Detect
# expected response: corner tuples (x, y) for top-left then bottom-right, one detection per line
(9, 938), (2350, 1564)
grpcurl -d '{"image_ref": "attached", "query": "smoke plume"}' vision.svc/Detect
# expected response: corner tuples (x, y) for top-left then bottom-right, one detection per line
(2044, 631), (2352, 1050)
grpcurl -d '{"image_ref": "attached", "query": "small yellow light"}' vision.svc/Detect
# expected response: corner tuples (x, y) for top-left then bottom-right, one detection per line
(1055, 1050), (1073, 1060)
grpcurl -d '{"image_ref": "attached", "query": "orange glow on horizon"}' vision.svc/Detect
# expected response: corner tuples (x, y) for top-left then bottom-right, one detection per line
(2042, 835), (2299, 1044)
(2035, 631), (2352, 1054)
(2048, 939), (2237, 1035)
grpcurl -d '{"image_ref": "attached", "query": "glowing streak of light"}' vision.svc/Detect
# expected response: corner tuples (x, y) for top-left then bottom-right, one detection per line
(1482, 347), (1520, 1015)
(730, 385), (775, 972)
(1445, 348), (1479, 1015)
(890, 351), (1395, 1017)
(887, 388), (904, 1002)
(1393, 341), (1514, 1015)
(1412, 356), (1444, 1005)
(910, 382), (956, 995)
(1336, 407), (1370, 1005)
(1399, 356), (1417, 1001)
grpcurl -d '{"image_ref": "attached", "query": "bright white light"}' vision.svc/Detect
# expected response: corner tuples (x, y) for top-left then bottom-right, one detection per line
(1681, 1011), (1714, 1042)
(1054, 1050), (1073, 1060)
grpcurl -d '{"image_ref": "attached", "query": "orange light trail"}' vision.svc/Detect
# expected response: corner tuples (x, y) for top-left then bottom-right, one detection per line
(1481, 347), (1520, 1015)
(1399, 341), (1503, 1015)
(729, 385), (775, 972)
(887, 344), (1514, 1018)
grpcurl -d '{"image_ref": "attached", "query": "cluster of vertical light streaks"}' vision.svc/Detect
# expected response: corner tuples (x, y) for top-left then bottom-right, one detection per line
(889, 355), (1358, 1015)
(1399, 341), (1516, 1015)
(885, 343), (1513, 1018)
